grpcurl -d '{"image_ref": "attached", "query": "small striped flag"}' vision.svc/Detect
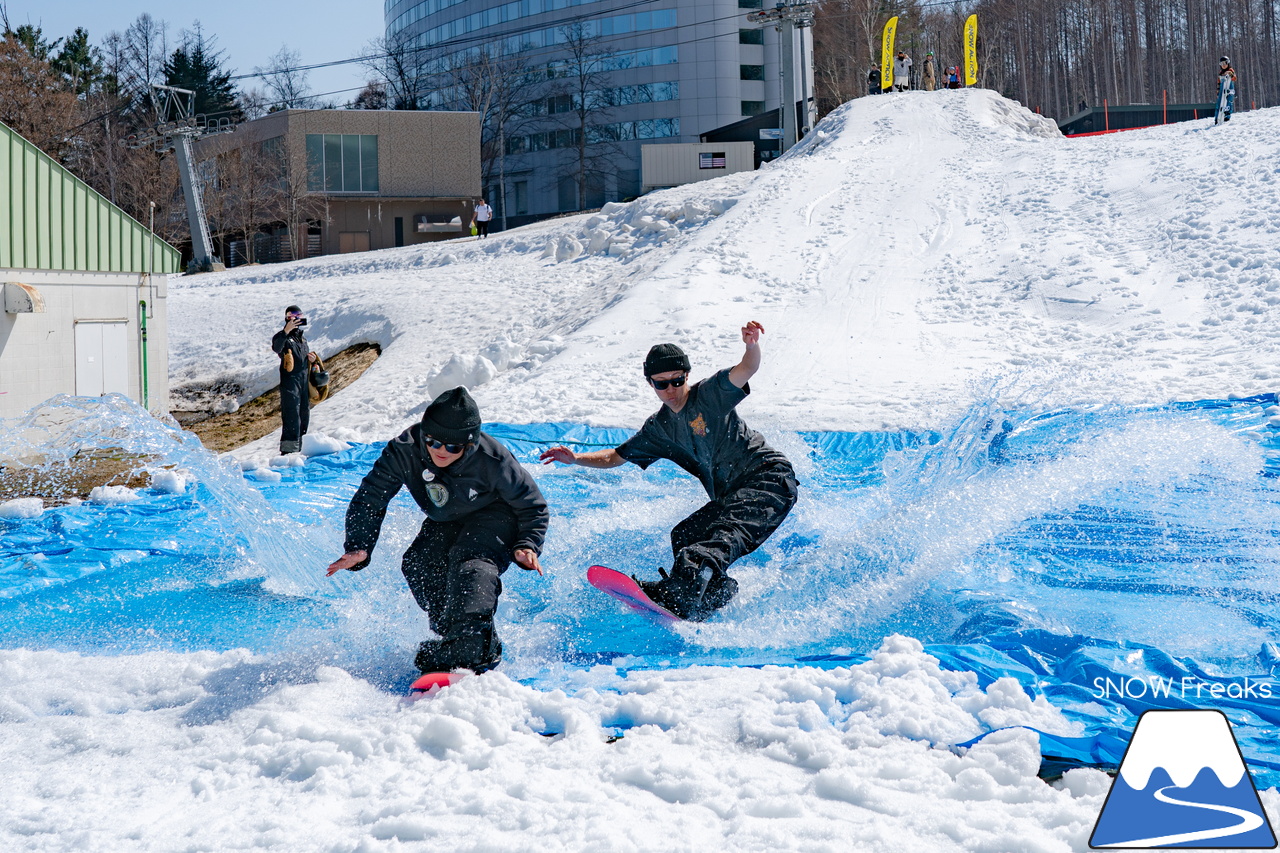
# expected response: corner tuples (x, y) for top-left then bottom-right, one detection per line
(699, 152), (727, 169)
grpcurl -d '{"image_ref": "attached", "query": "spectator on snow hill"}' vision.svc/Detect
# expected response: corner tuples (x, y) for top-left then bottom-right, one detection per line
(473, 198), (493, 238)
(893, 51), (913, 92)
(868, 64), (882, 95)
(327, 387), (549, 675)
(1217, 56), (1237, 122)
(538, 321), (798, 623)
(948, 67), (961, 89)
(922, 52), (937, 91)
(271, 305), (310, 455)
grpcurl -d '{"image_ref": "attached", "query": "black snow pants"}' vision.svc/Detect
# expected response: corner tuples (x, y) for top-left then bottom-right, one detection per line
(659, 460), (799, 619)
(279, 371), (310, 445)
(401, 503), (516, 671)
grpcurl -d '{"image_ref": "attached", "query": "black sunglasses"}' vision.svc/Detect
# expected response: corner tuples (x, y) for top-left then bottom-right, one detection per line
(649, 375), (687, 391)
(425, 436), (467, 454)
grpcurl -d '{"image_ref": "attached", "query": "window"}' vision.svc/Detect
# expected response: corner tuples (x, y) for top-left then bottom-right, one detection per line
(741, 100), (766, 116)
(739, 28), (763, 45)
(514, 180), (528, 215)
(738, 0), (763, 8)
(305, 134), (379, 193)
(740, 64), (765, 81)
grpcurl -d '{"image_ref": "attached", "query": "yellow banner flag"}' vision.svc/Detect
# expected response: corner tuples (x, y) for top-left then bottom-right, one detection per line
(881, 17), (898, 90)
(964, 14), (979, 86)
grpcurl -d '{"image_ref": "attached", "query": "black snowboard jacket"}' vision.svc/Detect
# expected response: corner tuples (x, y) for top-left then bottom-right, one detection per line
(344, 425), (549, 567)
(271, 328), (309, 391)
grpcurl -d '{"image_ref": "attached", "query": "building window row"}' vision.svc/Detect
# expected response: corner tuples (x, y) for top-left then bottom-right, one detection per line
(739, 28), (764, 45)
(506, 117), (679, 154)
(402, 4), (675, 51)
(426, 43), (678, 81)
(523, 82), (679, 116)
(390, 0), (608, 38)
(740, 64), (765, 81)
(305, 134), (379, 193)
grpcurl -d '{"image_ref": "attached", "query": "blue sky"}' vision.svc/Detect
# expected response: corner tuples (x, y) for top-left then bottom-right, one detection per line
(6, 0), (385, 104)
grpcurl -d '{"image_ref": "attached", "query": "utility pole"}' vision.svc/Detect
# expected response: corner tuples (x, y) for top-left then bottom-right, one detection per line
(125, 85), (235, 271)
(747, 1), (817, 154)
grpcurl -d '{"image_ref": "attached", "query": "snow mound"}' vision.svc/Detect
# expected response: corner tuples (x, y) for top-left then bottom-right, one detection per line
(0, 497), (43, 519)
(87, 485), (141, 504)
(300, 433), (351, 457)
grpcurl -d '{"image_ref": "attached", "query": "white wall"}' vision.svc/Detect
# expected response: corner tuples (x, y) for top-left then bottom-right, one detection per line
(0, 269), (169, 419)
(641, 141), (755, 192)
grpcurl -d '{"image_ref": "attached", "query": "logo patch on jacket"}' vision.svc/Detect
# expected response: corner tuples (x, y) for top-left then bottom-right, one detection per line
(425, 483), (449, 507)
(690, 414), (707, 437)
(468, 488), (478, 500)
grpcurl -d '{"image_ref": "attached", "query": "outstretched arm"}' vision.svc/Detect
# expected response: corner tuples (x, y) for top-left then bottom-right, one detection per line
(539, 446), (626, 468)
(728, 320), (764, 389)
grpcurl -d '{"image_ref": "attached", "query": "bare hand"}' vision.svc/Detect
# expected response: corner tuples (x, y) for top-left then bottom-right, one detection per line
(514, 548), (543, 575)
(284, 318), (300, 333)
(539, 446), (576, 465)
(326, 550), (367, 576)
(742, 320), (764, 346)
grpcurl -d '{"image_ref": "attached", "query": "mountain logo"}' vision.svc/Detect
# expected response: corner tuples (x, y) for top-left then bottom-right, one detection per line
(1090, 709), (1276, 849)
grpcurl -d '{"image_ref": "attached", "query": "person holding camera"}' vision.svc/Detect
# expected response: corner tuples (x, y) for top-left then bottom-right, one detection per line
(326, 387), (548, 675)
(271, 305), (310, 455)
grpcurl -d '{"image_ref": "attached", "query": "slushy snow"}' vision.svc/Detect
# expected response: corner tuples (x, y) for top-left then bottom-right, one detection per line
(5, 89), (1280, 851)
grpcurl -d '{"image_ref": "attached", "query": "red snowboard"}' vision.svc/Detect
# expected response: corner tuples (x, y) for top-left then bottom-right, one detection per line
(587, 565), (681, 624)
(407, 671), (467, 697)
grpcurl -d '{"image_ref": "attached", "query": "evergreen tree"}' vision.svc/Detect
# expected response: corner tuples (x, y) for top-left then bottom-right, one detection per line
(162, 23), (241, 121)
(53, 27), (105, 96)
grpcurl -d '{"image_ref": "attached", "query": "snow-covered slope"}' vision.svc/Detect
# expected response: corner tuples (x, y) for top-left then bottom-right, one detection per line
(172, 88), (1280, 459)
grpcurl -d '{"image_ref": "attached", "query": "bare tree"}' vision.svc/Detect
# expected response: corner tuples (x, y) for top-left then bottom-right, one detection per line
(255, 45), (315, 111)
(359, 31), (426, 110)
(553, 22), (622, 212)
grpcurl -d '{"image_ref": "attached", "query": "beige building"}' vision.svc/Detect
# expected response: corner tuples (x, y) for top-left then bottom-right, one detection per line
(198, 109), (482, 260)
(640, 142), (755, 194)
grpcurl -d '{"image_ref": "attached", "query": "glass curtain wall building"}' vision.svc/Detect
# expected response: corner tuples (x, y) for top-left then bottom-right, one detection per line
(385, 0), (811, 222)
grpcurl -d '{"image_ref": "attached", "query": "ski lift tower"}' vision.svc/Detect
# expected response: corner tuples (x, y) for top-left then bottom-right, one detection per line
(746, 2), (817, 154)
(125, 85), (235, 271)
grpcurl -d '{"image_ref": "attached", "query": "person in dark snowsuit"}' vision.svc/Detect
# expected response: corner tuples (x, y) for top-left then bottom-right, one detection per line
(539, 321), (798, 622)
(327, 387), (548, 674)
(271, 305), (310, 455)
(868, 64), (882, 95)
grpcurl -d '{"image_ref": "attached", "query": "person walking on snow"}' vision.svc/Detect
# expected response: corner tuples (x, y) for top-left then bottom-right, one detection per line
(893, 51), (913, 91)
(922, 52), (937, 91)
(539, 322), (798, 622)
(271, 305), (310, 455)
(473, 198), (493, 238)
(327, 387), (549, 675)
(1217, 56), (1237, 123)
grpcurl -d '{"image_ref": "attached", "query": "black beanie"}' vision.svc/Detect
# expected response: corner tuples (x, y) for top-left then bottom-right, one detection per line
(644, 343), (690, 377)
(421, 387), (482, 444)
(285, 305), (302, 315)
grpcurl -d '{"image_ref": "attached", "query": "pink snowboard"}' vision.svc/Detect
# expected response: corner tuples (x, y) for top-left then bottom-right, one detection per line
(587, 565), (681, 624)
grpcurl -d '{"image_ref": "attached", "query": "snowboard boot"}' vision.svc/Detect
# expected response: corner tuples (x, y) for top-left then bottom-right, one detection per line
(414, 620), (503, 674)
(637, 563), (739, 622)
(279, 439), (302, 455)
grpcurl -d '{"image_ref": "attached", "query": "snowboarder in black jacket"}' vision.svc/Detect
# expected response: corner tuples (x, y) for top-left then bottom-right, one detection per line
(271, 305), (310, 455)
(539, 321), (798, 621)
(327, 387), (548, 674)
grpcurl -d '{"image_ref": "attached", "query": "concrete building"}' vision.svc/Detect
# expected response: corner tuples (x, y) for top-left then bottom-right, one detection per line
(386, 0), (812, 223)
(196, 109), (481, 261)
(0, 120), (182, 420)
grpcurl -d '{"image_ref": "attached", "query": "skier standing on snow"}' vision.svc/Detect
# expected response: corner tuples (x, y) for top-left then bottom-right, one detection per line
(922, 52), (937, 91)
(327, 387), (549, 675)
(868, 63), (882, 95)
(271, 305), (310, 455)
(538, 322), (799, 622)
(1216, 56), (1237, 123)
(893, 51), (913, 91)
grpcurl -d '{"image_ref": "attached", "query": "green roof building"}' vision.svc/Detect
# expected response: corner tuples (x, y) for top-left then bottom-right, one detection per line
(0, 119), (180, 419)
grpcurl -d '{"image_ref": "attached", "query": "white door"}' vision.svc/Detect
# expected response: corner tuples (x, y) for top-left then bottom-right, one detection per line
(75, 321), (130, 397)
